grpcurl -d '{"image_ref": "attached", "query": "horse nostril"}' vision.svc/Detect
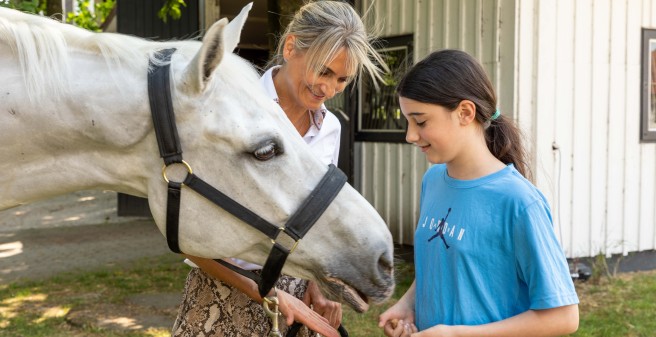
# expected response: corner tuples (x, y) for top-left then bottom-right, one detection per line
(378, 252), (394, 276)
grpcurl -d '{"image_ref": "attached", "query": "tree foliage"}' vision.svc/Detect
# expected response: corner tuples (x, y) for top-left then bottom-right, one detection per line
(158, 0), (186, 23)
(0, 0), (113, 31)
(66, 0), (115, 31)
(0, 0), (43, 13)
(1, 0), (186, 31)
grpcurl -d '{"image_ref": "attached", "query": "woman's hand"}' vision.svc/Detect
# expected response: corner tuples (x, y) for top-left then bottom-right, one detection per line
(302, 280), (343, 328)
(275, 289), (340, 337)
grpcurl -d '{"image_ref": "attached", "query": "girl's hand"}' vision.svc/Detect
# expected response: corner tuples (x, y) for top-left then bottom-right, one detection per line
(275, 290), (340, 337)
(385, 319), (418, 337)
(379, 300), (416, 337)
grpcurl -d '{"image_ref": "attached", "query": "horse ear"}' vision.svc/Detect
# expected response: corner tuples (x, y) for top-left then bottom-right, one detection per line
(182, 2), (252, 94)
(223, 2), (252, 54)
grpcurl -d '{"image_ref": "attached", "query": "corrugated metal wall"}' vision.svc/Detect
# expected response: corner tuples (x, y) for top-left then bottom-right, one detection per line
(355, 143), (430, 246)
(357, 0), (516, 246)
(516, 0), (656, 258)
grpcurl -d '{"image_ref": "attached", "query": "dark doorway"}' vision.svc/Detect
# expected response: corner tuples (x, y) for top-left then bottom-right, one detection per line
(115, 0), (201, 216)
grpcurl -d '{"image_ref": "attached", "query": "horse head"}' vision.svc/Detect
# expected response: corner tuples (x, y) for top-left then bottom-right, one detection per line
(0, 4), (394, 311)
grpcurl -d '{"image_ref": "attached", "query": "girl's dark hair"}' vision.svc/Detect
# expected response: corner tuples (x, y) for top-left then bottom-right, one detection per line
(397, 49), (531, 180)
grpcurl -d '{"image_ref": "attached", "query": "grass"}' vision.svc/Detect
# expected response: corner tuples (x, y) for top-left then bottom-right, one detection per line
(342, 261), (415, 336)
(571, 271), (656, 337)
(2, 254), (656, 336)
(0, 254), (187, 337)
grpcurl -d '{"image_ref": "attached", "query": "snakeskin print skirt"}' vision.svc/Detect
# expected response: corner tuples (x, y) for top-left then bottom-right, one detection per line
(172, 267), (314, 337)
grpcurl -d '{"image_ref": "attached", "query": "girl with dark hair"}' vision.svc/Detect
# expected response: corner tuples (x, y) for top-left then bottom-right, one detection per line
(378, 49), (579, 337)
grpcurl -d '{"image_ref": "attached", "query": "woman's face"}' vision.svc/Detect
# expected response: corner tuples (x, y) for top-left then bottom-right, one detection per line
(283, 38), (354, 111)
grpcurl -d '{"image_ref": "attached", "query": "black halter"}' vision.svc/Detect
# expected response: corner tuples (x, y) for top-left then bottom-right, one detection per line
(147, 48), (347, 301)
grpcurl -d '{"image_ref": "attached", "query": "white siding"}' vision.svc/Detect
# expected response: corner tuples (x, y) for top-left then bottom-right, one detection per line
(359, 0), (656, 258)
(638, 0), (656, 255)
(515, 0), (656, 258)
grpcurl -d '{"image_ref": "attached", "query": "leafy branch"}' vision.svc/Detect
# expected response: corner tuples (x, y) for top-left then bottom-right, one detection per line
(1, 0), (185, 32)
(0, 0), (41, 12)
(158, 0), (186, 23)
(66, 0), (115, 32)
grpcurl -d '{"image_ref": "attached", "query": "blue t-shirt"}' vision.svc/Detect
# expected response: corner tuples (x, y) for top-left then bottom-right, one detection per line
(414, 164), (579, 330)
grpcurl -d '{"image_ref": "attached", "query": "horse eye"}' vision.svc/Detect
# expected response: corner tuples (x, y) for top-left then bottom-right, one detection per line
(253, 142), (279, 161)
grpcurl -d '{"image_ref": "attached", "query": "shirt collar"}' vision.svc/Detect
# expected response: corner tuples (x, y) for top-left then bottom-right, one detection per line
(260, 66), (327, 131)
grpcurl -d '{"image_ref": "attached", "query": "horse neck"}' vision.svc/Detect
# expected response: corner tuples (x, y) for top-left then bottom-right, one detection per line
(0, 49), (159, 210)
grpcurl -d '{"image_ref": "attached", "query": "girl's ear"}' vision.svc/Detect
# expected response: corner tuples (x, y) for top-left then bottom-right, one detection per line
(458, 100), (477, 125)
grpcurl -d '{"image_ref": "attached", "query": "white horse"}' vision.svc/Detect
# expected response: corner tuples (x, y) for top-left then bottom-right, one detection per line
(0, 4), (394, 311)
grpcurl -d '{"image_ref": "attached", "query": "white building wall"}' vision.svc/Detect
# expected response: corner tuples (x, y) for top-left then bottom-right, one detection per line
(516, 0), (656, 258)
(360, 0), (656, 258)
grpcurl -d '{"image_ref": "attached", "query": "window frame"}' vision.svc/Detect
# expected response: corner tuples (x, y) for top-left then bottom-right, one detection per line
(354, 34), (413, 143)
(641, 28), (656, 142)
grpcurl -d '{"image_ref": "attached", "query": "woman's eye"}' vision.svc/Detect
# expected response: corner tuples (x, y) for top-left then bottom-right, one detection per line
(254, 142), (278, 161)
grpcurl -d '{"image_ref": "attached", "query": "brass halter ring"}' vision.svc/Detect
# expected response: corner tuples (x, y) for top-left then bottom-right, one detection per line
(162, 160), (193, 183)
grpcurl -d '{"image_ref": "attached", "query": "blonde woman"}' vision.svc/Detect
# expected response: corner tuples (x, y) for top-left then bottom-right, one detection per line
(172, 2), (387, 336)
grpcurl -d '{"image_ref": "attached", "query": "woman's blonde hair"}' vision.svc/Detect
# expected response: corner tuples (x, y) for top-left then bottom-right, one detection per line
(268, 1), (387, 84)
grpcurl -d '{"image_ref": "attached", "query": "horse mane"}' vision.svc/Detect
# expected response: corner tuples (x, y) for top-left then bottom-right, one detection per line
(0, 8), (190, 103)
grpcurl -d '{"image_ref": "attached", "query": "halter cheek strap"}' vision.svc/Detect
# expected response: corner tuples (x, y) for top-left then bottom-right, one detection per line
(148, 48), (183, 166)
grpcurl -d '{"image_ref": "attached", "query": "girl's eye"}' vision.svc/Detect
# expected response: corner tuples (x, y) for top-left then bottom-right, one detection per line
(254, 142), (279, 161)
(416, 120), (426, 127)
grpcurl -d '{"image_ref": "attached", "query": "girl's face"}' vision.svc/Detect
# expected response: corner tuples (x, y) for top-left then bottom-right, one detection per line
(399, 97), (462, 164)
(283, 39), (353, 111)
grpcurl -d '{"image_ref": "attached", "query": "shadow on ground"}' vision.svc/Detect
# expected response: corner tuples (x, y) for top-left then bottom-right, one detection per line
(0, 190), (184, 333)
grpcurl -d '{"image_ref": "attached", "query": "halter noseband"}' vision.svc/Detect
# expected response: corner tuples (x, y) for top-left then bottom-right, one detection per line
(147, 48), (347, 299)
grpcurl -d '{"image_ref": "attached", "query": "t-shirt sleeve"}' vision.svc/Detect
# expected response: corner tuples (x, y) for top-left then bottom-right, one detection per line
(513, 200), (579, 310)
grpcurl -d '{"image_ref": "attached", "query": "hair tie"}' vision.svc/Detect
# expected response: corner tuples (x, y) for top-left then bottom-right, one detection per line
(490, 109), (501, 121)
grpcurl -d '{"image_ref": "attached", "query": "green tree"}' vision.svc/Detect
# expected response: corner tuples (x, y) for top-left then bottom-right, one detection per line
(0, 0), (42, 13)
(65, 0), (115, 32)
(158, 0), (186, 23)
(1, 0), (186, 31)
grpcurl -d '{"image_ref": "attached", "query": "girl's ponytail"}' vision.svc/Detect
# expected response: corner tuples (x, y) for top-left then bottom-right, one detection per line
(484, 114), (531, 181)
